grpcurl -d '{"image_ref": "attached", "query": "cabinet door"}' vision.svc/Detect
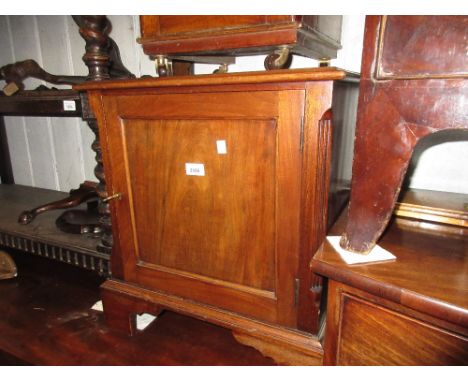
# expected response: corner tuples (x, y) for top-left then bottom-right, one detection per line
(100, 90), (304, 327)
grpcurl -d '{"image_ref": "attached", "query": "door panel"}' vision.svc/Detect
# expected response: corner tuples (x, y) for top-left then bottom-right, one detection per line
(101, 90), (304, 325)
(123, 118), (277, 291)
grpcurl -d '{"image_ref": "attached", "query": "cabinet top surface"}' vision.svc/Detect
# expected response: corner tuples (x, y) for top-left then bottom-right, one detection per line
(75, 67), (355, 92)
(311, 211), (468, 326)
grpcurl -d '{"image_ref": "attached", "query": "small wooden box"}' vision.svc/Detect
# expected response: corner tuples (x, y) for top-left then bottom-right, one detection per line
(139, 16), (342, 61)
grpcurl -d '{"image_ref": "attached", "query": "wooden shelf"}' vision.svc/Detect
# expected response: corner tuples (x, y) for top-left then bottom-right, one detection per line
(0, 184), (109, 275)
(395, 188), (468, 228)
(0, 90), (82, 117)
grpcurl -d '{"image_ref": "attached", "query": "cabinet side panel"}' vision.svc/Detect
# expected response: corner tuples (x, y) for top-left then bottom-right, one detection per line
(297, 81), (334, 333)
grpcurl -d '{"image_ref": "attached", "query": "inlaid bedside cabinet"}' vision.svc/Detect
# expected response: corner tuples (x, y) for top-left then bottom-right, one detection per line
(75, 68), (358, 365)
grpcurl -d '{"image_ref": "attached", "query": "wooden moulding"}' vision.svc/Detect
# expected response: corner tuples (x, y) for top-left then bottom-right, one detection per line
(394, 189), (468, 228)
(140, 26), (298, 56)
(75, 67), (348, 91)
(0, 232), (109, 276)
(0, 90), (82, 117)
(101, 279), (323, 366)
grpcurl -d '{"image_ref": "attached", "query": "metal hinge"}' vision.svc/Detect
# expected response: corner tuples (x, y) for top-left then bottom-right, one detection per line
(294, 278), (300, 306)
(299, 115), (305, 152)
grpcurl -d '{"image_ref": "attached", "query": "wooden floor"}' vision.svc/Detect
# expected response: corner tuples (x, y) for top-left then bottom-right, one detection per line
(0, 251), (275, 365)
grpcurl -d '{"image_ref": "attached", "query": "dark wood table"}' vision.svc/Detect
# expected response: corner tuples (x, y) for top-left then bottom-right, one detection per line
(0, 251), (275, 366)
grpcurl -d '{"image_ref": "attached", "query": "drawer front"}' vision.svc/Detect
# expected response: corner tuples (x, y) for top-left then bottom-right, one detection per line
(334, 292), (468, 365)
(100, 90), (305, 327)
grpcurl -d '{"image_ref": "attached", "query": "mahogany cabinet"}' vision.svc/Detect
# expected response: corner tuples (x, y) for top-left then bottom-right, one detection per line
(76, 68), (358, 365)
(138, 16), (342, 72)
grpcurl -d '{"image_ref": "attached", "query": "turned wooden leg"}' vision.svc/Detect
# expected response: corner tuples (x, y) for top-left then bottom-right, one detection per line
(74, 16), (113, 253)
(87, 118), (113, 253)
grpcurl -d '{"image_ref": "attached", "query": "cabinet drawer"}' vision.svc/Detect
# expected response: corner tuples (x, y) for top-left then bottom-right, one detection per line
(335, 293), (468, 365)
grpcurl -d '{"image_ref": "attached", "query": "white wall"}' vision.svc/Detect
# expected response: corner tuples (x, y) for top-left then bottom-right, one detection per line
(0, 15), (466, 194)
(0, 15), (153, 190)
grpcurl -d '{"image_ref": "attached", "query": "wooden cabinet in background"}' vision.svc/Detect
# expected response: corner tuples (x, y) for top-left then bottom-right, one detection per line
(311, 203), (468, 365)
(138, 16), (343, 73)
(76, 68), (358, 365)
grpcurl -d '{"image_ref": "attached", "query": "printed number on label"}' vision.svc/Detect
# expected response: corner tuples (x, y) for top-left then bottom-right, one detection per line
(63, 100), (76, 111)
(185, 163), (205, 176)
